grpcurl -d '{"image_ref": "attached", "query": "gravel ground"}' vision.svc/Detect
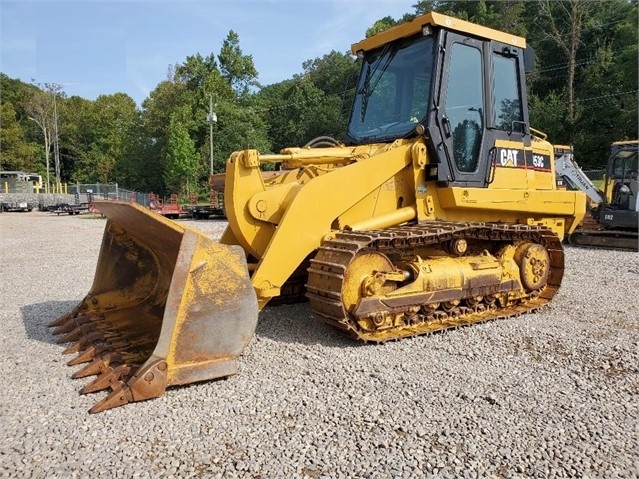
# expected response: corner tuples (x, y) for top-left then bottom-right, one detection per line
(0, 211), (638, 479)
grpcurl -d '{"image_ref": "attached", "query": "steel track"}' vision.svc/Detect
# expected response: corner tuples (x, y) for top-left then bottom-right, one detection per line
(306, 221), (564, 342)
(568, 229), (638, 252)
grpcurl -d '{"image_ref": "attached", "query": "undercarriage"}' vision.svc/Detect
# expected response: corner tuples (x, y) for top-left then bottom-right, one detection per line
(307, 221), (563, 342)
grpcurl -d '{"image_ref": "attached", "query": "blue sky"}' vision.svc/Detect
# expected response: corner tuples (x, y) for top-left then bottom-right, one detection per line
(1, 0), (417, 106)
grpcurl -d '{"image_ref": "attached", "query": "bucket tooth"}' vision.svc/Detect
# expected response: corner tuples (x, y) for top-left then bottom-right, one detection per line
(62, 334), (123, 357)
(80, 364), (131, 394)
(51, 318), (75, 336)
(67, 336), (100, 356)
(56, 326), (83, 344)
(72, 353), (120, 379)
(62, 340), (87, 355)
(89, 385), (133, 414)
(67, 345), (99, 366)
(52, 321), (77, 336)
(61, 330), (107, 354)
(63, 336), (101, 355)
(49, 312), (73, 328)
(52, 315), (92, 335)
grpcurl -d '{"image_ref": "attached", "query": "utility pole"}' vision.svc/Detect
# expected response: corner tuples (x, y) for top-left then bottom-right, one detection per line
(52, 89), (61, 185)
(207, 94), (217, 176)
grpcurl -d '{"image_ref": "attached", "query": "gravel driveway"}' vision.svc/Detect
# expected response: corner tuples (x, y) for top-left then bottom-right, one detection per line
(1, 211), (637, 478)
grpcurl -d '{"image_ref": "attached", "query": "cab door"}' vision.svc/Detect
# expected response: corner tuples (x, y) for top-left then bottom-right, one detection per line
(426, 31), (530, 188)
(431, 32), (488, 186)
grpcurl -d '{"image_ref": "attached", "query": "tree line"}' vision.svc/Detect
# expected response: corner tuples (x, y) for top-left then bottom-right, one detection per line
(1, 0), (636, 198)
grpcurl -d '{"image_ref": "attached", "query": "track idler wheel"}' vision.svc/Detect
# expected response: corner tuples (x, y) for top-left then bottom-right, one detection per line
(515, 242), (551, 291)
(342, 252), (397, 314)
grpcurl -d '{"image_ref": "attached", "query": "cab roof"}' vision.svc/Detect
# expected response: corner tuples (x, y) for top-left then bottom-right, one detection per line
(351, 11), (526, 54)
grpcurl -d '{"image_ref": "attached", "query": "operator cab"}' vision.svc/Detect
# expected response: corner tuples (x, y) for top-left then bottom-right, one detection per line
(605, 141), (639, 213)
(346, 12), (534, 188)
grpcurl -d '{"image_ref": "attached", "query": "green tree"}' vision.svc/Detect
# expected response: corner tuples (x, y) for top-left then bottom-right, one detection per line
(0, 101), (40, 172)
(0, 74), (41, 130)
(138, 80), (189, 193)
(65, 93), (140, 184)
(302, 50), (359, 106)
(366, 16), (400, 37)
(412, 0), (527, 35)
(536, 0), (599, 128)
(570, 2), (638, 166)
(257, 50), (360, 153)
(526, 0), (637, 164)
(94, 93), (140, 182)
(174, 53), (218, 90)
(140, 29), (267, 196)
(258, 79), (339, 151)
(218, 30), (259, 95)
(164, 112), (199, 196)
(58, 95), (97, 182)
(529, 91), (569, 143)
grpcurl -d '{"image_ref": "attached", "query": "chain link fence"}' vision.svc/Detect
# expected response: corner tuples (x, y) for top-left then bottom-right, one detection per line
(68, 183), (152, 206)
(1, 181), (181, 212)
(583, 169), (605, 181)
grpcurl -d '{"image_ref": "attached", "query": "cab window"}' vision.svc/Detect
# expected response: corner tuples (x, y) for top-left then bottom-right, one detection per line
(445, 43), (484, 173)
(492, 54), (523, 131)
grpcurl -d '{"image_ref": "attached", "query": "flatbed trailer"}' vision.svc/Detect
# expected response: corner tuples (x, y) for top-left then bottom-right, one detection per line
(52, 203), (91, 215)
(0, 201), (35, 212)
(148, 193), (185, 219)
(191, 203), (225, 219)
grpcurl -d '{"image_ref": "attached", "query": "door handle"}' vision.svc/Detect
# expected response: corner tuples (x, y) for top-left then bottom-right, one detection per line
(442, 116), (451, 137)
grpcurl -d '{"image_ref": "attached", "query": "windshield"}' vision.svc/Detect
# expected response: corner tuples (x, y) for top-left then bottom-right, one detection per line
(610, 148), (638, 178)
(346, 34), (435, 145)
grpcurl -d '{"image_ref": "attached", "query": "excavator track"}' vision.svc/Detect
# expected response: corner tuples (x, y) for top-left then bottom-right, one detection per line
(306, 221), (564, 342)
(568, 229), (638, 251)
(567, 215), (638, 251)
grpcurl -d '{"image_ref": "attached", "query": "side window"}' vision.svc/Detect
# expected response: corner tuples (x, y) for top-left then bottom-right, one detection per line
(492, 54), (523, 131)
(445, 44), (484, 172)
(613, 157), (626, 177)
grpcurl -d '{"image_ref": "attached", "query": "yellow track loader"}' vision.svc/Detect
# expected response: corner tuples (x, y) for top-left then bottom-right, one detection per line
(51, 12), (586, 413)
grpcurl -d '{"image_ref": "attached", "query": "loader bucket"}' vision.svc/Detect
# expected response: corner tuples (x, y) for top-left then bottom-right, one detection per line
(50, 200), (258, 413)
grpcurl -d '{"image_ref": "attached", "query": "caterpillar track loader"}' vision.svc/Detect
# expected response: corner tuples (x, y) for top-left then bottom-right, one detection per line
(555, 141), (638, 251)
(51, 12), (586, 413)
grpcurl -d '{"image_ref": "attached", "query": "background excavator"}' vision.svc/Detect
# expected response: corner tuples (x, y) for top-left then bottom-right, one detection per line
(50, 12), (586, 413)
(555, 141), (638, 251)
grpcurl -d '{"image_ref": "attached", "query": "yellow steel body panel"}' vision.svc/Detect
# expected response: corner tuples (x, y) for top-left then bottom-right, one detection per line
(224, 142), (415, 303)
(222, 138), (585, 308)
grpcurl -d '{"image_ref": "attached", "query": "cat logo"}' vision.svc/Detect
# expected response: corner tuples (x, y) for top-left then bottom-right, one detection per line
(500, 148), (520, 167)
